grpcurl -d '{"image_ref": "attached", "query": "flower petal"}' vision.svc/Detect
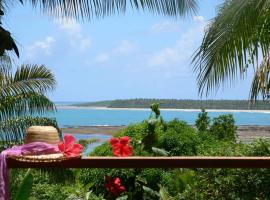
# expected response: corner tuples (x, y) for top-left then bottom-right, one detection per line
(64, 134), (76, 147)
(58, 142), (65, 152)
(110, 138), (119, 146)
(120, 136), (130, 145)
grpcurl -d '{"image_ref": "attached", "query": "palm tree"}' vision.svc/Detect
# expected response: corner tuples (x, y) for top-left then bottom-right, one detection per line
(0, 0), (198, 57)
(0, 55), (58, 147)
(192, 0), (270, 101)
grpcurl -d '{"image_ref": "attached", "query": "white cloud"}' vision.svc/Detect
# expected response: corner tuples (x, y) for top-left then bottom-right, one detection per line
(193, 16), (205, 23)
(91, 40), (137, 65)
(57, 18), (81, 35)
(148, 19), (206, 68)
(95, 53), (110, 63)
(26, 36), (55, 58)
(113, 40), (137, 55)
(150, 21), (180, 33)
(149, 48), (185, 66)
(56, 18), (91, 51)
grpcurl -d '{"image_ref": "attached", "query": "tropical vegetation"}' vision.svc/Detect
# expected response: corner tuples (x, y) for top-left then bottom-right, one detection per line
(73, 98), (270, 110)
(193, 0), (270, 100)
(9, 108), (270, 199)
(3, 0), (270, 199)
(0, 55), (59, 148)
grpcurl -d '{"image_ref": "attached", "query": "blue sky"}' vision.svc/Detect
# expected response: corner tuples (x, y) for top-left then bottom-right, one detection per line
(4, 0), (254, 101)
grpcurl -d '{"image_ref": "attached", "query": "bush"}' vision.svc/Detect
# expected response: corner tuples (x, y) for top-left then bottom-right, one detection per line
(195, 109), (210, 132)
(158, 120), (199, 156)
(209, 114), (237, 141)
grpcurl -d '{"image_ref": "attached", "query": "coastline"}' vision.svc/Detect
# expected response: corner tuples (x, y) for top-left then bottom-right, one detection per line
(57, 105), (270, 113)
(61, 125), (270, 143)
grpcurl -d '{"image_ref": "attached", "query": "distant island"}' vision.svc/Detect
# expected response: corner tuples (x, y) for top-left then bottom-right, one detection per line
(71, 99), (270, 110)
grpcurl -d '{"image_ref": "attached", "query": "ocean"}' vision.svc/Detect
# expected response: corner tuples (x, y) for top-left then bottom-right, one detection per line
(48, 107), (270, 127)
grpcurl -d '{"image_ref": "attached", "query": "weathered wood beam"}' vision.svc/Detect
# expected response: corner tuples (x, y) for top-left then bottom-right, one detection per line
(7, 157), (270, 169)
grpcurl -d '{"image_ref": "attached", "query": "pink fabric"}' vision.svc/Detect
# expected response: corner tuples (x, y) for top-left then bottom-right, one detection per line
(0, 142), (60, 200)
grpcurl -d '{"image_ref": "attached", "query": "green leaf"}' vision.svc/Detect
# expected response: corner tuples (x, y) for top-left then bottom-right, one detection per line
(152, 147), (169, 156)
(116, 195), (128, 200)
(14, 170), (34, 200)
(20, 0), (197, 19)
(192, 0), (270, 99)
(159, 185), (174, 200)
(143, 186), (160, 199)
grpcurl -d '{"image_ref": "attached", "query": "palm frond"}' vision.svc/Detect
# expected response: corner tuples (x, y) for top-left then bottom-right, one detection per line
(192, 0), (270, 97)
(250, 53), (270, 101)
(0, 92), (55, 121)
(0, 116), (60, 146)
(1, 64), (56, 97)
(22, 0), (197, 19)
(0, 54), (12, 74)
(0, 26), (19, 57)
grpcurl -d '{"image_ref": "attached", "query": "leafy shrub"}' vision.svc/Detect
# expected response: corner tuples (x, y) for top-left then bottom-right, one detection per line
(195, 109), (210, 132)
(209, 114), (237, 141)
(158, 120), (199, 156)
(247, 139), (270, 156)
(160, 169), (196, 196)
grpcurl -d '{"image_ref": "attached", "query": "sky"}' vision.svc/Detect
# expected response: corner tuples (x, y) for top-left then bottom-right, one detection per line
(3, 0), (255, 102)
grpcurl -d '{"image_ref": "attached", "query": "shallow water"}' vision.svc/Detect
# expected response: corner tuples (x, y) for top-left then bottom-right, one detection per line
(47, 107), (270, 127)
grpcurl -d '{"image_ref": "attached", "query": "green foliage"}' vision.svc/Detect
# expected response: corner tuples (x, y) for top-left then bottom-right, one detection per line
(195, 109), (210, 132)
(150, 103), (161, 118)
(192, 0), (270, 99)
(10, 112), (270, 200)
(209, 114), (237, 141)
(247, 139), (270, 156)
(14, 170), (33, 200)
(0, 116), (60, 145)
(158, 120), (199, 156)
(0, 58), (58, 145)
(161, 169), (196, 196)
(73, 99), (270, 110)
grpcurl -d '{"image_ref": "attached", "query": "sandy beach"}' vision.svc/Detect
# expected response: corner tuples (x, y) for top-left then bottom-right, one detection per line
(56, 105), (270, 113)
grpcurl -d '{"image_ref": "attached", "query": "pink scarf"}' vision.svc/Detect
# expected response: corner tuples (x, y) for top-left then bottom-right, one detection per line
(0, 142), (60, 200)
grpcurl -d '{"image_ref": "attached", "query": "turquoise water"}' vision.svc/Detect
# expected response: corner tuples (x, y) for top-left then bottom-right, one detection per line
(48, 108), (270, 127)
(57, 107), (270, 153)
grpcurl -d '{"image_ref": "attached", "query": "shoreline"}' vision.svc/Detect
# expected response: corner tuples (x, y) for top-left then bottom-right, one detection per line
(61, 125), (270, 143)
(56, 105), (270, 113)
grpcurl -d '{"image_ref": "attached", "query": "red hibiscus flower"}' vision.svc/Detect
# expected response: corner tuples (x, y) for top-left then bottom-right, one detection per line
(110, 136), (133, 157)
(58, 134), (83, 157)
(105, 176), (126, 196)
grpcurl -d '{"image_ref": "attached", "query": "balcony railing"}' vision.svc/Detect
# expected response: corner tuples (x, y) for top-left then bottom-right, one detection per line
(7, 156), (270, 168)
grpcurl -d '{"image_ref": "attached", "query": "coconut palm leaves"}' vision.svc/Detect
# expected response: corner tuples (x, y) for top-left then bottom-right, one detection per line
(0, 26), (19, 57)
(19, 0), (198, 19)
(0, 56), (58, 145)
(250, 53), (270, 101)
(192, 0), (270, 100)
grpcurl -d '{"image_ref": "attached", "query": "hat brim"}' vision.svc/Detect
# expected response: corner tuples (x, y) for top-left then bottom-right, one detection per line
(8, 153), (81, 163)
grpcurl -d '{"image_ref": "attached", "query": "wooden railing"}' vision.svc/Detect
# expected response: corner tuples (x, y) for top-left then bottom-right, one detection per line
(7, 157), (270, 168)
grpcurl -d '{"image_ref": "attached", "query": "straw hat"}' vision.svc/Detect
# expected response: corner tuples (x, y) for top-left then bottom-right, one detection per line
(25, 126), (60, 144)
(9, 126), (80, 162)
